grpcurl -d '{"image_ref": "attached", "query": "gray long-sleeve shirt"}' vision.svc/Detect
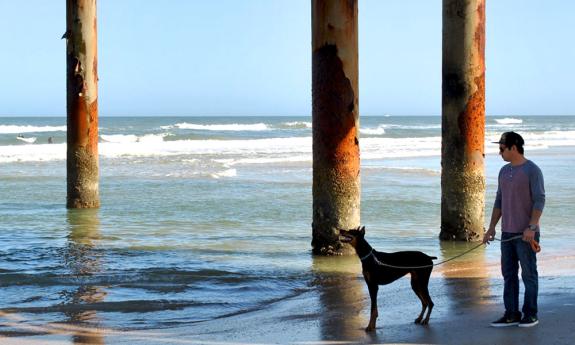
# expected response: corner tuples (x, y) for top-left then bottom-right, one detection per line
(494, 160), (545, 233)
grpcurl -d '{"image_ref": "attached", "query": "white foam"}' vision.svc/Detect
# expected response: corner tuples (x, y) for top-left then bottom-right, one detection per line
(360, 125), (386, 135)
(282, 121), (312, 128)
(0, 143), (66, 163)
(0, 125), (66, 134)
(3, 130), (575, 164)
(100, 133), (168, 143)
(164, 123), (270, 131)
(210, 169), (237, 179)
(16, 136), (37, 144)
(101, 134), (138, 143)
(495, 117), (523, 124)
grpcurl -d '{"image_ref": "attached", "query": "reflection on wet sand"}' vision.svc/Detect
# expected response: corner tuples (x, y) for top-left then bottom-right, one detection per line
(65, 209), (106, 345)
(438, 241), (493, 310)
(311, 256), (367, 341)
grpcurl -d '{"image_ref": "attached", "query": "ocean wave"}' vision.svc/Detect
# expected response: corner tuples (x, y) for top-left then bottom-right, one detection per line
(162, 122), (270, 131)
(360, 125), (386, 135)
(369, 166), (441, 176)
(210, 169), (237, 179)
(495, 117), (523, 124)
(0, 268), (250, 288)
(3, 131), (575, 163)
(100, 133), (168, 143)
(281, 121), (312, 129)
(16, 136), (37, 144)
(0, 125), (67, 134)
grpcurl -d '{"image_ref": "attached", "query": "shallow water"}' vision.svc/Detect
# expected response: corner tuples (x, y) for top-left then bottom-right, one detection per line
(1, 115), (574, 336)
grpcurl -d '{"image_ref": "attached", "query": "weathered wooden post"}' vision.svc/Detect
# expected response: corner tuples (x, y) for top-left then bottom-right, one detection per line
(312, 0), (360, 255)
(440, 0), (486, 240)
(65, 0), (100, 208)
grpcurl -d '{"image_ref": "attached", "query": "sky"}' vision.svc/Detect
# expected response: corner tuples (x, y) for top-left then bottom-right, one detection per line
(0, 0), (573, 117)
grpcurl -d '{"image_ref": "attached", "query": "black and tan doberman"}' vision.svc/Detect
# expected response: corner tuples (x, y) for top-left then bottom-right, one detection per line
(339, 226), (436, 331)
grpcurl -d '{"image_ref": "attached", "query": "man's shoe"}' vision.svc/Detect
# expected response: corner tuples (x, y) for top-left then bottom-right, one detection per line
(490, 314), (521, 327)
(518, 315), (539, 328)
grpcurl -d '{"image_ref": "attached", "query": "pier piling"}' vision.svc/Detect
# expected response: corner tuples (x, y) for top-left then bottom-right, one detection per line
(311, 0), (360, 255)
(65, 0), (100, 208)
(440, 0), (486, 241)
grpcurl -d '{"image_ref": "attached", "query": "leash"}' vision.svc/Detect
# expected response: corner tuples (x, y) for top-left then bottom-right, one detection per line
(361, 235), (540, 269)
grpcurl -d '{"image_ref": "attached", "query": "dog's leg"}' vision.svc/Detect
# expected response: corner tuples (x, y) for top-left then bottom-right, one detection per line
(420, 268), (434, 325)
(365, 283), (379, 332)
(410, 272), (427, 324)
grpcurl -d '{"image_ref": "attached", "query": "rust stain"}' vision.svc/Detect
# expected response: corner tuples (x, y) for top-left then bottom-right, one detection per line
(475, 1), (486, 60)
(312, 44), (359, 179)
(458, 75), (485, 157)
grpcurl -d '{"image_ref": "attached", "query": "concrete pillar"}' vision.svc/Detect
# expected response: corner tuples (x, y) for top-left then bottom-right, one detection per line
(65, 0), (99, 208)
(440, 0), (486, 241)
(311, 0), (360, 255)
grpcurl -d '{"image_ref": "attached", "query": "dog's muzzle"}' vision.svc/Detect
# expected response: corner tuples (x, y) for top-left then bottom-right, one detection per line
(339, 235), (353, 243)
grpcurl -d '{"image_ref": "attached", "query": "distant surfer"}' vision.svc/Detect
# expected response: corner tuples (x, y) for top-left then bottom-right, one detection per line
(48, 136), (53, 144)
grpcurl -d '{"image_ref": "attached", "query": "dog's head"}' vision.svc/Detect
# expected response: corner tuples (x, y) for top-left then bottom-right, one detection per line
(338, 226), (365, 248)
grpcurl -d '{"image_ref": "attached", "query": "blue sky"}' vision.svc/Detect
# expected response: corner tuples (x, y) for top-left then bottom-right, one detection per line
(0, 0), (573, 116)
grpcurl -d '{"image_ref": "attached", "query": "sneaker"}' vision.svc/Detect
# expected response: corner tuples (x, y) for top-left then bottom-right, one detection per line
(519, 315), (539, 328)
(490, 314), (521, 327)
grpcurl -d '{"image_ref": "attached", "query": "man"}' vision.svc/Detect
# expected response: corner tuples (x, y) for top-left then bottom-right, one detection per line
(483, 131), (545, 328)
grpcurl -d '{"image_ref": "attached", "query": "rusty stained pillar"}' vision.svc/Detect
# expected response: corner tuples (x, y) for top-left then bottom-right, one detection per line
(65, 0), (99, 208)
(440, 0), (486, 241)
(312, 0), (359, 255)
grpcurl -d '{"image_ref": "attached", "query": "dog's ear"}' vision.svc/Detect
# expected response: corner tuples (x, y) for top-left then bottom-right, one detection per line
(359, 226), (365, 236)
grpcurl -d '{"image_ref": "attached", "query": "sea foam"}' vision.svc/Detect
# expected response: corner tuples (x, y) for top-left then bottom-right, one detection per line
(162, 123), (270, 131)
(3, 131), (575, 164)
(495, 117), (523, 124)
(0, 125), (66, 134)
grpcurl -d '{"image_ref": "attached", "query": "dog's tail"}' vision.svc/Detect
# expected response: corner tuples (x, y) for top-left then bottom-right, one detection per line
(430, 256), (438, 260)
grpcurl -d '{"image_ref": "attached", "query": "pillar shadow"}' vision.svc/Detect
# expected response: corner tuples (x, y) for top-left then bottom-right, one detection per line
(64, 209), (106, 345)
(438, 241), (493, 311)
(311, 255), (367, 342)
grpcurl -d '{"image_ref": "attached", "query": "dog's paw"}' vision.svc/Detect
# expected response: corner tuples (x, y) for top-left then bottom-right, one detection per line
(414, 318), (422, 324)
(365, 325), (376, 332)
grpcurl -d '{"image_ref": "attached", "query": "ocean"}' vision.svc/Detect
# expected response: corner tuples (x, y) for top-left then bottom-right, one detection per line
(1, 115), (574, 338)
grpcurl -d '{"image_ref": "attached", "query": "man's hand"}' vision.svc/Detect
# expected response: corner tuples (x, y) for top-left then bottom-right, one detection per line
(483, 227), (495, 244)
(523, 229), (536, 242)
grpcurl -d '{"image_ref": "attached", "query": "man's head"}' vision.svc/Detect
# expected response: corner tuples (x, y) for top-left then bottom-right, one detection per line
(494, 131), (524, 159)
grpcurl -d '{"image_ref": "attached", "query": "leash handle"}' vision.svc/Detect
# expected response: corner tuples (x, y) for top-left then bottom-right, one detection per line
(495, 234), (541, 253)
(530, 239), (541, 253)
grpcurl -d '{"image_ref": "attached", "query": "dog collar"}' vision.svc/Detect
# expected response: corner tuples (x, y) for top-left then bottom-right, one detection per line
(359, 249), (373, 261)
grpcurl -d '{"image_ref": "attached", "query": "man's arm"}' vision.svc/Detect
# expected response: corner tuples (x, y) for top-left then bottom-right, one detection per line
(483, 207), (501, 244)
(523, 209), (543, 242)
(524, 163), (545, 242)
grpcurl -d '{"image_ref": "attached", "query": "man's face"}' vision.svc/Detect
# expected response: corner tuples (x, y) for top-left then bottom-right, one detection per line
(499, 144), (511, 161)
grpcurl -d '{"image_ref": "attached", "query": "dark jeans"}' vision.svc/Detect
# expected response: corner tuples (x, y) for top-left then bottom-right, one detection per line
(501, 231), (540, 318)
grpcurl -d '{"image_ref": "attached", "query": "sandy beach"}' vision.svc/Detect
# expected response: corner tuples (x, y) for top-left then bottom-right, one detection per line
(1, 251), (573, 345)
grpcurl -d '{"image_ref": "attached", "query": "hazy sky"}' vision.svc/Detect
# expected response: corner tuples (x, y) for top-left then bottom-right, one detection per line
(0, 0), (573, 116)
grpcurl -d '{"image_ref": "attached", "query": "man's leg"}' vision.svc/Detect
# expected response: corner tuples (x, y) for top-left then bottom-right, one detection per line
(501, 232), (520, 318)
(518, 232), (539, 317)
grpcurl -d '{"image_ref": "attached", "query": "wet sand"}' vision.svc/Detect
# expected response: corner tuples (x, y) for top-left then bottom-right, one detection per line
(1, 252), (574, 345)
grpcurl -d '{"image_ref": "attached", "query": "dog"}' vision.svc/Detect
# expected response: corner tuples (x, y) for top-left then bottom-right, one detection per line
(339, 226), (436, 331)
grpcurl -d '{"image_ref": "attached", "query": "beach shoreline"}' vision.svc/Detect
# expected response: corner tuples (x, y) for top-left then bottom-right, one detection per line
(2, 253), (573, 345)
